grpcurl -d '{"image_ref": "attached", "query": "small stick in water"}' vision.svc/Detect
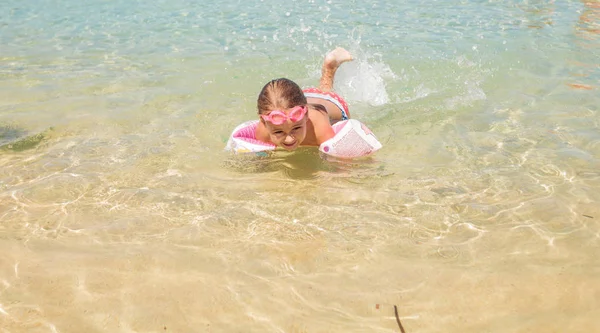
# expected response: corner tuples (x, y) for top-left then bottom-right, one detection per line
(583, 215), (594, 219)
(394, 305), (406, 333)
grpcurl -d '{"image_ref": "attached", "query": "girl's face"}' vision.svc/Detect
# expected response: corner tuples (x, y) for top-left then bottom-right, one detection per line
(262, 107), (308, 151)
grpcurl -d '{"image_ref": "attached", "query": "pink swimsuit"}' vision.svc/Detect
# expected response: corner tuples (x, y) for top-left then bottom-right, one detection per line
(303, 88), (349, 120)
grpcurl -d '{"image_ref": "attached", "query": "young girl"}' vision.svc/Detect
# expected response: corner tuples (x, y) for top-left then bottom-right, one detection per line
(254, 47), (353, 151)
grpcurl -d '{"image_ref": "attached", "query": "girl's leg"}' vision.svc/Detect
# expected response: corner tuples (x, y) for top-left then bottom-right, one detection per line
(318, 47), (353, 92)
(306, 47), (353, 122)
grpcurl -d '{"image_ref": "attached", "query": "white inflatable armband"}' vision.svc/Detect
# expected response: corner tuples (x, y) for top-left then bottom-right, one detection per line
(319, 119), (382, 158)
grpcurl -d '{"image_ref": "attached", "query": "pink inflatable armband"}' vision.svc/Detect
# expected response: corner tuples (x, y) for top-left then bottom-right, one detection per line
(225, 121), (276, 154)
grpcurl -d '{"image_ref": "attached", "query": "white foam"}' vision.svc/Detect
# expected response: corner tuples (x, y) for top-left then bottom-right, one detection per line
(334, 49), (397, 107)
(335, 59), (395, 106)
(306, 44), (397, 107)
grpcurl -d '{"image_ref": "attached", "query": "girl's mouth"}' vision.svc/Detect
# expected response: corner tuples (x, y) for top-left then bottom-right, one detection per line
(281, 141), (297, 149)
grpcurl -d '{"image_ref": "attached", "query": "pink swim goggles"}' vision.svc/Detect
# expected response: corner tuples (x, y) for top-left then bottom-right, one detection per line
(261, 106), (307, 125)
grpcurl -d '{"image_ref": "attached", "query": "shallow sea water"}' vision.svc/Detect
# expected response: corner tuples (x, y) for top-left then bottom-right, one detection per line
(1, 0), (600, 332)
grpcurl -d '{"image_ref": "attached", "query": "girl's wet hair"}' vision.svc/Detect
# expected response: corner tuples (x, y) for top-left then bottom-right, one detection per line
(257, 78), (307, 115)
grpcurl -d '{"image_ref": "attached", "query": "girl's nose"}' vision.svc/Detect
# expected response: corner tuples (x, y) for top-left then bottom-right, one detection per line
(284, 135), (295, 143)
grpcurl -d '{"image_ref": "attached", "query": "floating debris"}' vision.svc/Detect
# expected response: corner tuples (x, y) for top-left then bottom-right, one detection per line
(567, 83), (593, 90)
(394, 305), (406, 333)
(375, 304), (407, 333)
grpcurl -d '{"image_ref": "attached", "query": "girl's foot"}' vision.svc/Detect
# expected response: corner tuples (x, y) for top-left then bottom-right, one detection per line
(319, 47), (353, 92)
(324, 47), (354, 70)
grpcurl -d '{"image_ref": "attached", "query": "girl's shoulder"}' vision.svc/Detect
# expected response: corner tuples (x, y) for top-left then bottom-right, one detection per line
(306, 106), (335, 145)
(254, 120), (270, 143)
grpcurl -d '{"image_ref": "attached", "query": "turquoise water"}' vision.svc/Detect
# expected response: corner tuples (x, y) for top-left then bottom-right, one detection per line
(1, 1), (600, 332)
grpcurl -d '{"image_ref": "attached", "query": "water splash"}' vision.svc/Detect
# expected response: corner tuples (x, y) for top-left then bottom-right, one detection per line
(334, 48), (398, 107)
